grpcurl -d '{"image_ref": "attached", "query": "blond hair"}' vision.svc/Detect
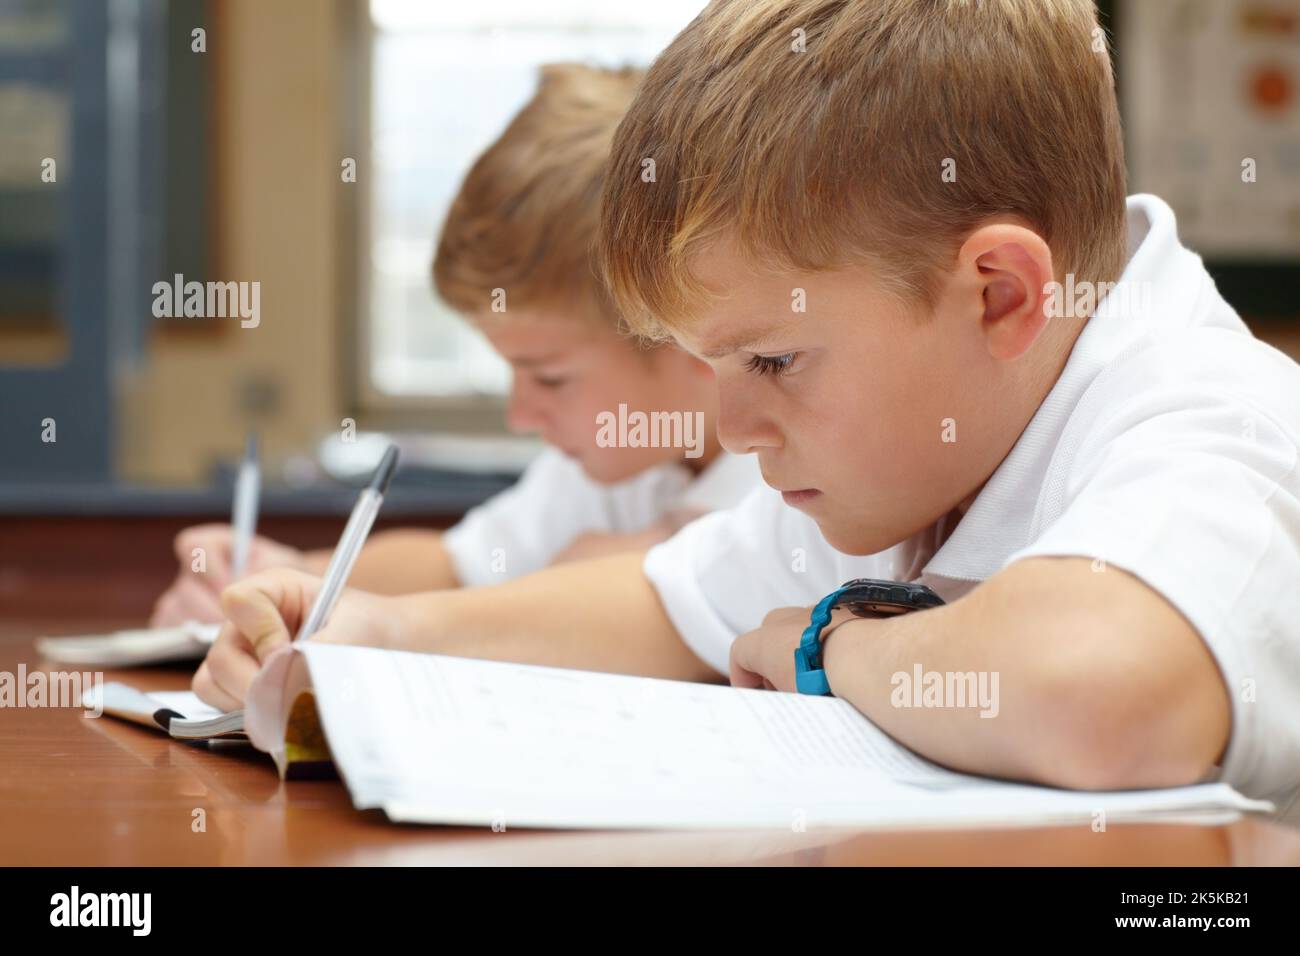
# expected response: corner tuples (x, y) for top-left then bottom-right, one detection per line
(434, 63), (643, 321)
(598, 0), (1128, 337)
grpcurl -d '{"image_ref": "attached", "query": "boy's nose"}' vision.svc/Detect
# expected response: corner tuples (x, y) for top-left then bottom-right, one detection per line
(716, 386), (780, 454)
(505, 385), (546, 435)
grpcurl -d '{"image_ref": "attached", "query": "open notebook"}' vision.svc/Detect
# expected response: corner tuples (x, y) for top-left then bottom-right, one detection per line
(83, 680), (339, 777)
(38, 623), (220, 667)
(86, 682), (246, 739)
(86, 643), (1274, 830)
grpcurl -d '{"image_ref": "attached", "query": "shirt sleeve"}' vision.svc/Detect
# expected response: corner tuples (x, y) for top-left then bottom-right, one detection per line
(644, 486), (888, 676)
(442, 450), (695, 587)
(1007, 388), (1300, 803)
(442, 451), (614, 586)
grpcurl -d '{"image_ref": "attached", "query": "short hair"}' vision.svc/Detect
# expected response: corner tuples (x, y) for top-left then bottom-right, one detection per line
(598, 0), (1128, 337)
(434, 62), (644, 322)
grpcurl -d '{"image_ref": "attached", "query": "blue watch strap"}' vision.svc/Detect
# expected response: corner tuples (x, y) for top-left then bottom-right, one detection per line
(794, 579), (944, 696)
(794, 586), (849, 696)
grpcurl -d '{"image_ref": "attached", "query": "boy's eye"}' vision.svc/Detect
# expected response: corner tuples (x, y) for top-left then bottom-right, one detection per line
(744, 353), (797, 377)
(534, 373), (570, 389)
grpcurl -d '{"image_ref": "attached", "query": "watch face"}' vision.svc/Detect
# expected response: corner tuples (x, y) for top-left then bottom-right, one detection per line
(846, 601), (913, 617)
(837, 579), (944, 615)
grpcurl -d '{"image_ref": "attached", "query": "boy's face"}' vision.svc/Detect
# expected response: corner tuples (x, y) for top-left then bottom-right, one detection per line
(672, 243), (1034, 556)
(476, 307), (715, 484)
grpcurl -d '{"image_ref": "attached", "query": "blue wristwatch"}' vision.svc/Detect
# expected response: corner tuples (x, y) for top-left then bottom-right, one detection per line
(794, 578), (945, 696)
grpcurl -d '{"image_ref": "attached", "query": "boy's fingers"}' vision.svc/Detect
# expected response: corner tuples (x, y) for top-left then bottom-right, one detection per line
(149, 588), (184, 628)
(193, 660), (241, 712)
(204, 623), (262, 704)
(197, 624), (261, 707)
(220, 583), (292, 661)
(149, 573), (224, 627)
(729, 634), (767, 689)
(174, 575), (226, 622)
(193, 638), (251, 712)
(175, 524), (234, 585)
(219, 569), (319, 661)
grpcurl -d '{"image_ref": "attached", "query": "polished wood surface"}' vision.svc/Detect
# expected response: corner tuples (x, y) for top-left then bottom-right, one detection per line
(2, 515), (1300, 868)
(0, 513), (453, 621)
(2, 519), (1299, 865)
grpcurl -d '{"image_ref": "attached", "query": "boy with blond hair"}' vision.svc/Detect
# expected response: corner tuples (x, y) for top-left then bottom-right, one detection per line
(150, 63), (758, 626)
(197, 1), (1300, 820)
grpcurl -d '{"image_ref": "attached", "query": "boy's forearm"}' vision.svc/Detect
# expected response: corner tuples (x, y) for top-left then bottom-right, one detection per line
(387, 551), (719, 682)
(823, 557), (1230, 791)
(821, 598), (1054, 786)
(305, 529), (459, 594)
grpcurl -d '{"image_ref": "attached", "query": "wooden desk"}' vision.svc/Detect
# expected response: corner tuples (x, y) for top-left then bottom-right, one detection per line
(4, 623), (1299, 866)
(0, 512), (456, 622)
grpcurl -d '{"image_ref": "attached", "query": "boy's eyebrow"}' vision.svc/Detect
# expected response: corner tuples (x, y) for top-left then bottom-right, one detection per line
(700, 322), (791, 359)
(508, 353), (568, 368)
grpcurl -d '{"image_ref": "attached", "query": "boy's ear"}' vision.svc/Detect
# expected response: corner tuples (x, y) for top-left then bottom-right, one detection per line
(959, 224), (1054, 362)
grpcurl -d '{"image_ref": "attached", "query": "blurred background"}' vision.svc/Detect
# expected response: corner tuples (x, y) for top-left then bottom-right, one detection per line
(0, 0), (1297, 617)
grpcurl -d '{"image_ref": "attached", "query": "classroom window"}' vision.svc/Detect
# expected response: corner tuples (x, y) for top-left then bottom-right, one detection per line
(361, 0), (706, 410)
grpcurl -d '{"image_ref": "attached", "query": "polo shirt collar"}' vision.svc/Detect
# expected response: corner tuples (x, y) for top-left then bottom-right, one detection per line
(916, 194), (1199, 585)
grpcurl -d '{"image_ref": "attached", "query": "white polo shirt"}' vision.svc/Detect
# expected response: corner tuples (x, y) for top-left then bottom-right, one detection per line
(444, 449), (760, 586)
(644, 194), (1300, 814)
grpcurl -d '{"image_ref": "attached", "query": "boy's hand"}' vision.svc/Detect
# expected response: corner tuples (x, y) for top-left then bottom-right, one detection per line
(192, 568), (403, 711)
(729, 605), (860, 692)
(149, 524), (310, 627)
